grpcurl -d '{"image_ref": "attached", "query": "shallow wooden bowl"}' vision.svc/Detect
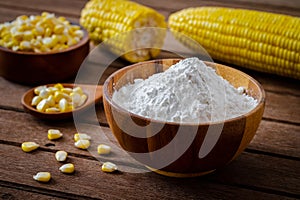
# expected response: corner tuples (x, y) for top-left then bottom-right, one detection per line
(103, 58), (265, 177)
(0, 28), (89, 85)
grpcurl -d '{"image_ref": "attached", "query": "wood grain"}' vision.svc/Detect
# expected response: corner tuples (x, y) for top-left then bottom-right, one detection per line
(1, 144), (298, 199)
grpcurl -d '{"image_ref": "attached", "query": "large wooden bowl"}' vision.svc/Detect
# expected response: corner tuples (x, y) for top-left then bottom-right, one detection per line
(0, 28), (89, 85)
(103, 59), (265, 177)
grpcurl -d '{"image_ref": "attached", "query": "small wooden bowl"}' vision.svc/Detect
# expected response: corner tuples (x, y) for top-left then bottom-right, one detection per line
(22, 83), (103, 120)
(103, 58), (265, 177)
(0, 28), (89, 85)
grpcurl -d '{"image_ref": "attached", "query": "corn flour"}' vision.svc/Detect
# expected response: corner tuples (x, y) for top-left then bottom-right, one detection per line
(112, 57), (258, 123)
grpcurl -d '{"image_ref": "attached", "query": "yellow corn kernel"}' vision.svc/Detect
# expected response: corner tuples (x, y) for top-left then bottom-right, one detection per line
(61, 88), (73, 94)
(47, 86), (59, 93)
(54, 91), (70, 103)
(72, 86), (83, 95)
(74, 133), (91, 142)
(101, 162), (117, 173)
(55, 150), (68, 162)
(34, 85), (47, 95)
(19, 41), (31, 50)
(70, 92), (81, 107)
(36, 99), (50, 112)
(74, 139), (90, 149)
(77, 94), (87, 107)
(39, 88), (51, 99)
(97, 144), (111, 155)
(59, 163), (75, 174)
(45, 107), (60, 113)
(58, 98), (68, 112)
(31, 96), (42, 106)
(21, 141), (39, 152)
(53, 83), (64, 90)
(33, 172), (51, 182)
(48, 129), (63, 140)
(47, 95), (55, 107)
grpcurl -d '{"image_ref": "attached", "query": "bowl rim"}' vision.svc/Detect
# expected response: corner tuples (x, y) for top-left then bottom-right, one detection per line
(103, 58), (266, 126)
(0, 25), (89, 55)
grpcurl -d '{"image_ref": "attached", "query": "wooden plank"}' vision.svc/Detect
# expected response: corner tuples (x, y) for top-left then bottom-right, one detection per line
(263, 92), (300, 124)
(1, 109), (300, 195)
(249, 120), (300, 158)
(0, 0), (86, 17)
(0, 186), (66, 200)
(1, 107), (299, 159)
(0, 144), (298, 199)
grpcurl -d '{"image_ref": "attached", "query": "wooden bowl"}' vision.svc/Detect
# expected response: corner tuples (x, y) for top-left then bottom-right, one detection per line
(21, 83), (103, 120)
(0, 28), (89, 85)
(103, 59), (265, 177)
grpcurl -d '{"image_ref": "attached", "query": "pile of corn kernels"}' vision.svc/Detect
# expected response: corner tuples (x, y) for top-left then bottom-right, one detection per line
(0, 12), (84, 52)
(32, 83), (87, 113)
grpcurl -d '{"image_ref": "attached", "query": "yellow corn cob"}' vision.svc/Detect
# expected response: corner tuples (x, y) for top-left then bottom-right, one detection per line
(168, 7), (300, 79)
(80, 0), (167, 63)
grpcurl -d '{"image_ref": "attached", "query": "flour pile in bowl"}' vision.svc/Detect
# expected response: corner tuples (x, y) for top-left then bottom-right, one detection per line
(112, 57), (258, 123)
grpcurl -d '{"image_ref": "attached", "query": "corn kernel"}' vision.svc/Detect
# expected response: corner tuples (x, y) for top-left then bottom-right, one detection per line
(55, 150), (68, 162)
(31, 96), (42, 106)
(72, 86), (83, 95)
(97, 144), (111, 155)
(45, 107), (60, 113)
(78, 94), (88, 107)
(74, 133), (91, 142)
(33, 172), (51, 182)
(36, 99), (50, 112)
(102, 162), (117, 173)
(74, 139), (90, 149)
(21, 141), (39, 152)
(47, 95), (55, 107)
(61, 88), (73, 94)
(59, 163), (75, 174)
(48, 129), (63, 140)
(54, 83), (64, 90)
(39, 88), (50, 98)
(58, 98), (68, 112)
(70, 92), (81, 106)
(54, 91), (70, 103)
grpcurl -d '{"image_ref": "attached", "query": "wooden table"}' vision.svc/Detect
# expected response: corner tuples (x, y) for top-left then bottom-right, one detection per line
(0, 0), (299, 199)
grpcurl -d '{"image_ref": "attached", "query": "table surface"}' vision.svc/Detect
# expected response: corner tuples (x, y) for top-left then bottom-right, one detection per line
(0, 0), (299, 199)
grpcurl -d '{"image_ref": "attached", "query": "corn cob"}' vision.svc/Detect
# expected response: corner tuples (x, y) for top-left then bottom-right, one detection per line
(80, 0), (167, 63)
(168, 7), (300, 79)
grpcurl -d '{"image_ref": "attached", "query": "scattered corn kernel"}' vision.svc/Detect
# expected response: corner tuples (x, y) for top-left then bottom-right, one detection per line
(74, 133), (91, 142)
(31, 84), (87, 113)
(55, 150), (68, 162)
(0, 12), (84, 52)
(21, 141), (39, 152)
(101, 162), (117, 173)
(74, 139), (90, 149)
(97, 144), (111, 155)
(48, 129), (63, 140)
(59, 163), (75, 174)
(33, 172), (51, 182)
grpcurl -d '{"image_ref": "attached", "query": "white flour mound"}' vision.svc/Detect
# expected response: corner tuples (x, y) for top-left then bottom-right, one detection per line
(112, 57), (258, 123)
